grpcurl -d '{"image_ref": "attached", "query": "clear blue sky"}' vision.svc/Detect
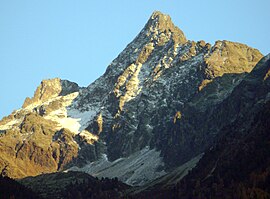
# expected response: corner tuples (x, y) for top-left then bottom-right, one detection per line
(1, 0), (269, 119)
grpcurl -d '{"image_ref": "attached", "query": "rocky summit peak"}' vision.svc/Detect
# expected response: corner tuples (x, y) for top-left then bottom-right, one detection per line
(150, 10), (170, 20)
(22, 78), (62, 107)
(145, 11), (187, 45)
(22, 78), (80, 108)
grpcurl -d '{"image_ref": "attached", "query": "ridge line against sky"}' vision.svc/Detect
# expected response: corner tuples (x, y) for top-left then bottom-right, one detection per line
(0, 0), (270, 119)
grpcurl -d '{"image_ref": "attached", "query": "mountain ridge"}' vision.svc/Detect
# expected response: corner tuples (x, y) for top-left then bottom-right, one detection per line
(0, 11), (265, 188)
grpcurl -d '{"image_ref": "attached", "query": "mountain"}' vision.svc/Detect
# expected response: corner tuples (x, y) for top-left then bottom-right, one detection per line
(0, 10), (264, 188)
(134, 54), (270, 198)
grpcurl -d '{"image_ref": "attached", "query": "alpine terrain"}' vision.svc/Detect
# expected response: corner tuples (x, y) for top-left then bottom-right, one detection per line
(0, 11), (269, 198)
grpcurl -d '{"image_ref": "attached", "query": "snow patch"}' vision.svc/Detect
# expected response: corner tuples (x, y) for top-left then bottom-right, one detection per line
(67, 108), (98, 131)
(44, 92), (98, 134)
(0, 119), (21, 131)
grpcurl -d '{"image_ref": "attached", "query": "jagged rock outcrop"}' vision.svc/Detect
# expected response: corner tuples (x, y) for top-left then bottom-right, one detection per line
(22, 78), (80, 108)
(0, 11), (264, 185)
(204, 40), (262, 78)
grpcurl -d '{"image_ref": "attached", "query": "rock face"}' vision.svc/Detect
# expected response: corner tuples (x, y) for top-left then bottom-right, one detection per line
(204, 40), (262, 78)
(135, 54), (270, 198)
(180, 54), (270, 198)
(0, 11), (264, 185)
